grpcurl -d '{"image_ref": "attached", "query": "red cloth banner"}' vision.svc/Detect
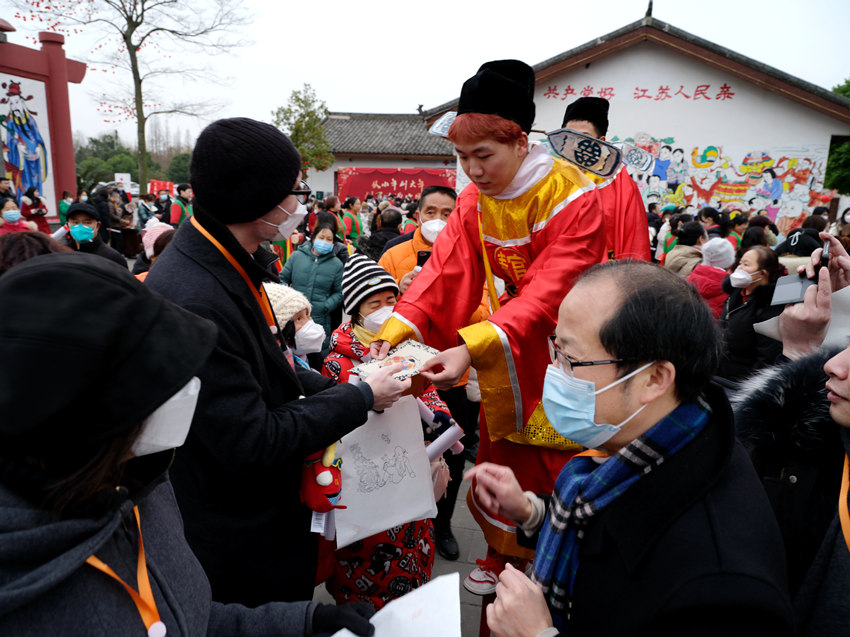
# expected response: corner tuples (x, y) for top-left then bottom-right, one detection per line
(336, 167), (456, 201)
(148, 180), (174, 196)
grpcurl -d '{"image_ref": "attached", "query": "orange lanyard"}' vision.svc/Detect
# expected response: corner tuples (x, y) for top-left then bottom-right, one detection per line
(839, 455), (850, 554)
(86, 506), (166, 636)
(190, 216), (278, 332)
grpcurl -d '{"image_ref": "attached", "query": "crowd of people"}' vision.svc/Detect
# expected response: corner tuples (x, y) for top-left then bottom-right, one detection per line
(1, 58), (850, 637)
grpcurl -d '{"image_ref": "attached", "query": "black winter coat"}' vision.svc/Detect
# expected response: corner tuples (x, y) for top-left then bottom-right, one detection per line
(65, 233), (127, 268)
(521, 384), (793, 636)
(145, 208), (375, 606)
(0, 452), (312, 635)
(732, 350), (846, 600)
(718, 283), (783, 381)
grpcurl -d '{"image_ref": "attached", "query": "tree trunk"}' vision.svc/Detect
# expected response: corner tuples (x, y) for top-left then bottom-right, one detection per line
(127, 37), (148, 195)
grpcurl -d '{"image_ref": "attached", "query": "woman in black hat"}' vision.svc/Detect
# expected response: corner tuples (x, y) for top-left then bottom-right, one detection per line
(0, 253), (374, 636)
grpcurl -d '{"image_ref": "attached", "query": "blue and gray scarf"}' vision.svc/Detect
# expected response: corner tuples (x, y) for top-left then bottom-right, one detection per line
(531, 399), (710, 631)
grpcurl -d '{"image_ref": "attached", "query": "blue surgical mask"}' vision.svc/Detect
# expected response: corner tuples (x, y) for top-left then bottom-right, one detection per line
(2, 210), (21, 224)
(541, 361), (654, 449)
(69, 223), (96, 243)
(80, 195), (89, 202)
(160, 194), (168, 201)
(313, 238), (334, 255)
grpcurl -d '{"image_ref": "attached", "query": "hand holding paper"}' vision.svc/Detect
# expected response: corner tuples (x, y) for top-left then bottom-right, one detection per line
(419, 344), (472, 390)
(487, 564), (553, 637)
(779, 266), (832, 360)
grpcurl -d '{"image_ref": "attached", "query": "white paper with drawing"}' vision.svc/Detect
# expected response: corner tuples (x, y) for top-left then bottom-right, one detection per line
(332, 573), (461, 637)
(335, 395), (437, 548)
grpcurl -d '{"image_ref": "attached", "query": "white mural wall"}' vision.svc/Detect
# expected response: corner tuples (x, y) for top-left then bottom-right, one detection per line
(531, 42), (847, 234)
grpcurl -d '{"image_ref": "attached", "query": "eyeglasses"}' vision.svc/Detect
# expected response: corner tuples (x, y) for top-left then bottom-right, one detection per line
(548, 334), (626, 376)
(290, 180), (311, 205)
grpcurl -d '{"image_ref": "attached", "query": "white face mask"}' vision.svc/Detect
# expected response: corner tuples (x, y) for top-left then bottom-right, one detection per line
(729, 268), (762, 289)
(131, 377), (201, 457)
(420, 219), (447, 244)
(260, 201), (308, 241)
(293, 319), (326, 355)
(360, 304), (394, 333)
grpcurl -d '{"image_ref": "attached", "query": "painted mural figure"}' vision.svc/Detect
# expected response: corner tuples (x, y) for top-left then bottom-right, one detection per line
(616, 129), (825, 232)
(1, 81), (47, 203)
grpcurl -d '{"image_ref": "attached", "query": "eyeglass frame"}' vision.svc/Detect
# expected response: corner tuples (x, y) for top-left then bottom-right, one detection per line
(547, 334), (628, 376)
(290, 180), (311, 205)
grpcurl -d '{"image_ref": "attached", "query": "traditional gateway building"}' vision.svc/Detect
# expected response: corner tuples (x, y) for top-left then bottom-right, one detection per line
(314, 15), (850, 229)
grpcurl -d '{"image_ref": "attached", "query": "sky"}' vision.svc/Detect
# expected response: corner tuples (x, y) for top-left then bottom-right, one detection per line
(2, 0), (849, 147)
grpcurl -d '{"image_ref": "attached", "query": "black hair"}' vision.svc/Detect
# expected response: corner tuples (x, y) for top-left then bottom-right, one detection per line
(312, 223), (336, 241)
(24, 186), (39, 200)
(763, 168), (776, 179)
(660, 145), (672, 152)
(0, 231), (71, 276)
(315, 211), (340, 234)
(802, 215), (827, 232)
(0, 197), (17, 211)
(152, 229), (176, 258)
(576, 260), (720, 403)
(343, 197), (360, 210)
(647, 202), (658, 214)
(698, 207), (721, 226)
(418, 186), (457, 210)
(669, 212), (692, 234)
(811, 206), (829, 217)
(381, 207), (402, 229)
(738, 227), (767, 260)
(675, 221), (707, 246)
(281, 318), (297, 349)
(176, 183), (191, 194)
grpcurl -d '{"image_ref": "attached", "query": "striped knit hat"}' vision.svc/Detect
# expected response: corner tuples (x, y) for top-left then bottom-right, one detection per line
(342, 254), (399, 316)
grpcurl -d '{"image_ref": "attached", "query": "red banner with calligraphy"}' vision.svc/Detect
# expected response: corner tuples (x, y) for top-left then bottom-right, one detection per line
(148, 179), (174, 196)
(336, 167), (456, 200)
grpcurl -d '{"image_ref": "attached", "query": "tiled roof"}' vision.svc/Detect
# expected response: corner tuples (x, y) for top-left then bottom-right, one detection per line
(323, 113), (454, 156)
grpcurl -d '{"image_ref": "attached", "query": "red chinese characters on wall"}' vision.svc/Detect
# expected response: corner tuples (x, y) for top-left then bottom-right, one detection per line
(543, 83), (735, 102)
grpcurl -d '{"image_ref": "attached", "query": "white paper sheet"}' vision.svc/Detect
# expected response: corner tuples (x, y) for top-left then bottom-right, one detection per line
(335, 395), (437, 548)
(332, 573), (461, 637)
(754, 284), (850, 349)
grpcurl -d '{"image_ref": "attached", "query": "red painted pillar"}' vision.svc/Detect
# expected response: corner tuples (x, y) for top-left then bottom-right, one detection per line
(39, 31), (77, 211)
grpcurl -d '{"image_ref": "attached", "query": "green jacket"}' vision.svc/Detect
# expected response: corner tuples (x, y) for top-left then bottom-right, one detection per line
(280, 241), (343, 357)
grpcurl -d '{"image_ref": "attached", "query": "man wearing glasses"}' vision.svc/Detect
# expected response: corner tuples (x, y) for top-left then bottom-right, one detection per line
(466, 260), (792, 636)
(146, 117), (410, 608)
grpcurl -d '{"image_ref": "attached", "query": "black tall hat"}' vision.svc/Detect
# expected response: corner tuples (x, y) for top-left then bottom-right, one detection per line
(562, 97), (610, 137)
(457, 60), (536, 133)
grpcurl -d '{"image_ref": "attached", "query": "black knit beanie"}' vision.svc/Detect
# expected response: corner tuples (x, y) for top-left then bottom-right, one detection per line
(562, 97), (610, 137)
(190, 117), (302, 224)
(0, 252), (217, 449)
(457, 60), (536, 133)
(341, 254), (399, 316)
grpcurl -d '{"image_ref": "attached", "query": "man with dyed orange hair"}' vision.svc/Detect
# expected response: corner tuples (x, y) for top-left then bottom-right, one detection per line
(371, 60), (607, 594)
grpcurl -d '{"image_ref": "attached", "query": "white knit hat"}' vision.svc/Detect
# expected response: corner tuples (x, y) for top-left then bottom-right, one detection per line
(701, 237), (735, 269)
(264, 283), (311, 326)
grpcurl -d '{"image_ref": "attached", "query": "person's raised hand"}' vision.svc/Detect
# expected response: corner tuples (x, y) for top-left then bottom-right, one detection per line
(486, 564), (553, 637)
(799, 232), (850, 292)
(399, 270), (417, 295)
(363, 363), (411, 411)
(369, 340), (392, 360)
(464, 462), (531, 524)
(419, 344), (472, 390)
(780, 265), (832, 360)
